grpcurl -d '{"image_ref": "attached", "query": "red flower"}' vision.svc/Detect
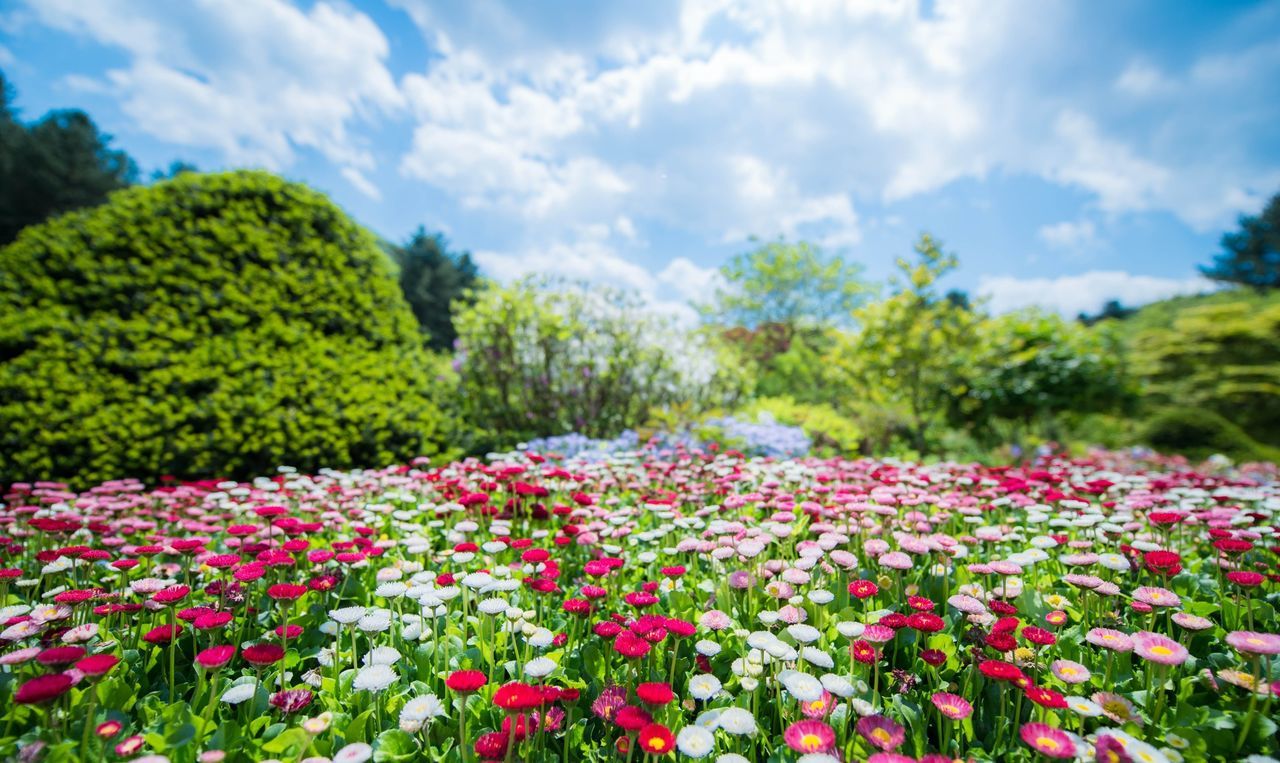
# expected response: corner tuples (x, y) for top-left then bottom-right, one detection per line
(615, 705), (653, 731)
(635, 682), (674, 705)
(852, 640), (877, 664)
(243, 643), (285, 666)
(613, 632), (652, 659)
(194, 611), (234, 630)
(14, 674), (74, 704)
(1227, 571), (1265, 588)
(848, 580), (879, 599)
(196, 645), (237, 669)
(446, 670), (487, 693)
(637, 723), (675, 755)
(474, 732), (508, 759)
(979, 659), (1024, 682)
(270, 689), (314, 713)
(37, 646), (86, 666)
(143, 624), (184, 645)
(919, 649), (947, 667)
(76, 654), (120, 677)
(266, 583), (308, 601)
(152, 585), (191, 605)
(1022, 627), (1056, 647)
(493, 682), (543, 712)
(1025, 685), (1067, 709)
(907, 613), (944, 633)
(907, 595), (936, 611)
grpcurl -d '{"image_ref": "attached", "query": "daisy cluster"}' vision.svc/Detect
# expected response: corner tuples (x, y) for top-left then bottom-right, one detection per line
(0, 447), (1277, 763)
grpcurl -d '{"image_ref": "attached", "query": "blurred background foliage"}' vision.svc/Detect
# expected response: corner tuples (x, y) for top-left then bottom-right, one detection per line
(1, 67), (1277, 483)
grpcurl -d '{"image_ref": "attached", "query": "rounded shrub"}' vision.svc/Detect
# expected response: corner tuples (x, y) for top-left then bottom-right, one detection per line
(1142, 408), (1280, 463)
(0, 170), (452, 485)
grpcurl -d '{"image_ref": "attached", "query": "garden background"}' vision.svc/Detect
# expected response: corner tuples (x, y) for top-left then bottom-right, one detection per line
(1, 63), (1278, 487)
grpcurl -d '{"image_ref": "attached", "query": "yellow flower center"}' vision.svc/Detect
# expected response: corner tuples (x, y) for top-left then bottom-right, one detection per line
(801, 733), (821, 749)
(872, 729), (891, 744)
(649, 738), (666, 751)
(1037, 737), (1059, 750)
(1151, 645), (1173, 656)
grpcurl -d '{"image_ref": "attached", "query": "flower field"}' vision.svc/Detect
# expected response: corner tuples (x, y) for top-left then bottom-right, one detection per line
(1, 447), (1277, 763)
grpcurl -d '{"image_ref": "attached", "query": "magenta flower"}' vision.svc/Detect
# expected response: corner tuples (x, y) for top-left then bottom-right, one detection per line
(1019, 722), (1076, 759)
(856, 714), (905, 751)
(784, 720), (836, 754)
(1225, 630), (1280, 656)
(1085, 627), (1133, 653)
(930, 692), (973, 720)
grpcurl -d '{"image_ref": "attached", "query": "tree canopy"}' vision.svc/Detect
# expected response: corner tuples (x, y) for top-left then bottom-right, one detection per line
(1201, 190), (1280, 290)
(389, 227), (480, 351)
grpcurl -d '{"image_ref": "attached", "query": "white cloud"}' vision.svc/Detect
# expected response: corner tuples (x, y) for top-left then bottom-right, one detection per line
(24, 0), (401, 197)
(977, 271), (1215, 317)
(1038, 219), (1096, 250)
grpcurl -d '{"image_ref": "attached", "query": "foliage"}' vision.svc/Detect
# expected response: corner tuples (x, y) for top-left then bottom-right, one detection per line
(1128, 292), (1280, 445)
(701, 238), (870, 334)
(453, 277), (747, 445)
(740, 396), (864, 456)
(835, 233), (980, 453)
(388, 228), (479, 351)
(956, 310), (1134, 440)
(0, 71), (138, 245)
(0, 170), (454, 486)
(1201, 189), (1280, 290)
(1142, 407), (1280, 462)
(1077, 299), (1136, 326)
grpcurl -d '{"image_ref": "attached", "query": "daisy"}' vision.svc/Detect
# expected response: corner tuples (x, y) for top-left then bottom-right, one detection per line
(1132, 631), (1189, 665)
(1019, 722), (1076, 759)
(716, 708), (757, 736)
(785, 720), (836, 754)
(676, 726), (715, 758)
(221, 683), (257, 705)
(524, 656), (557, 677)
(1067, 697), (1103, 717)
(688, 674), (722, 701)
(333, 743), (373, 763)
(1051, 659), (1091, 684)
(930, 692), (972, 720)
(352, 664), (398, 692)
(856, 715), (905, 751)
(1092, 692), (1142, 725)
(1086, 628), (1133, 653)
(1226, 630), (1280, 656)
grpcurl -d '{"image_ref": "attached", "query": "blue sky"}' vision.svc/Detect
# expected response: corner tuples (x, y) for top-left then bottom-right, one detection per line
(4, 0), (1279, 318)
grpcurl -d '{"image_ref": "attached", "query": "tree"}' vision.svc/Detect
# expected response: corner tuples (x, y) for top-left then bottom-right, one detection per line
(390, 227), (480, 351)
(1077, 299), (1136, 326)
(835, 233), (979, 454)
(150, 160), (199, 181)
(701, 238), (870, 337)
(0, 71), (138, 245)
(454, 278), (745, 444)
(1201, 191), (1280, 290)
(0, 170), (455, 485)
(957, 310), (1133, 442)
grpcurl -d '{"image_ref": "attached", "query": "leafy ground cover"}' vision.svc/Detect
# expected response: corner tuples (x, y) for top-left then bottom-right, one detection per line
(0, 445), (1277, 763)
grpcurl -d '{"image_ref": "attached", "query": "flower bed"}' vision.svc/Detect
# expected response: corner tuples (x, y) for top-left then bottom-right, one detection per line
(0, 448), (1277, 763)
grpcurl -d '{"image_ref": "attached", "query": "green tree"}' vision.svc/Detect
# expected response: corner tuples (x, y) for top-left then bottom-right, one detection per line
(836, 233), (979, 453)
(389, 227), (480, 351)
(1130, 295), (1280, 445)
(1201, 190), (1280, 290)
(0, 72), (138, 245)
(957, 310), (1133, 443)
(702, 238), (870, 337)
(0, 170), (454, 485)
(455, 278), (745, 445)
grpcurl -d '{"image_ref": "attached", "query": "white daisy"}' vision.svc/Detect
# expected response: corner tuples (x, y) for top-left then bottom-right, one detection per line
(352, 664), (398, 692)
(676, 726), (715, 758)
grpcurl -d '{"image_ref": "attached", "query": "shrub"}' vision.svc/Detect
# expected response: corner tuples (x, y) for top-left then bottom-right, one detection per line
(1142, 408), (1280, 463)
(740, 396), (863, 456)
(454, 277), (747, 446)
(0, 170), (453, 485)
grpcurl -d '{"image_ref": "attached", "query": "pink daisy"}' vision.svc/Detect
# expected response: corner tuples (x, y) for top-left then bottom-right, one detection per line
(856, 714), (906, 751)
(1019, 722), (1076, 759)
(930, 692), (973, 720)
(1132, 631), (1189, 665)
(783, 720), (836, 754)
(1085, 627), (1133, 653)
(1226, 630), (1280, 656)
(1050, 659), (1091, 685)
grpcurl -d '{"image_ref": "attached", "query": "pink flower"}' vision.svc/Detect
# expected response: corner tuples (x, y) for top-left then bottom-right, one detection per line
(1085, 627), (1133, 653)
(930, 692), (972, 720)
(1132, 631), (1189, 665)
(1132, 586), (1180, 607)
(784, 720), (836, 754)
(856, 714), (905, 751)
(1050, 659), (1091, 684)
(1225, 630), (1280, 656)
(1019, 722), (1076, 759)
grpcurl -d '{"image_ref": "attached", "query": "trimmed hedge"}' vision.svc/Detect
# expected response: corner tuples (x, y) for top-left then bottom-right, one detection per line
(0, 170), (451, 485)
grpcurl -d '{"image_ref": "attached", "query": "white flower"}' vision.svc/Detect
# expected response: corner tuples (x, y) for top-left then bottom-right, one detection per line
(797, 755), (840, 763)
(688, 674), (722, 701)
(694, 639), (721, 657)
(356, 612), (392, 633)
(477, 598), (508, 615)
(786, 624), (820, 644)
(524, 657), (557, 678)
(716, 708), (757, 736)
(400, 694), (446, 724)
(694, 708), (722, 729)
(361, 646), (401, 667)
(61, 623), (99, 643)
(739, 676), (759, 692)
(676, 726), (715, 758)
(221, 683), (257, 705)
(528, 628), (555, 648)
(375, 582), (407, 599)
(329, 606), (367, 625)
(1067, 697), (1103, 717)
(715, 756), (749, 763)
(835, 621), (865, 639)
(333, 742), (373, 763)
(800, 647), (834, 670)
(820, 674), (854, 698)
(352, 664), (398, 692)
(781, 671), (823, 702)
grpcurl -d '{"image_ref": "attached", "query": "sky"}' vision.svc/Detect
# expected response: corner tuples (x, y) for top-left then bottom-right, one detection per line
(3, 0), (1279, 319)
